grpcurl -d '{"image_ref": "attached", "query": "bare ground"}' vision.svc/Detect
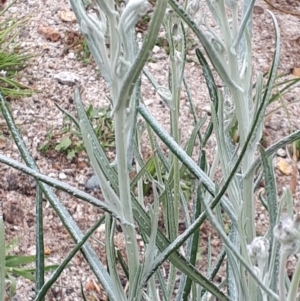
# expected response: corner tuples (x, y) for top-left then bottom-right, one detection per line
(1, 0), (300, 300)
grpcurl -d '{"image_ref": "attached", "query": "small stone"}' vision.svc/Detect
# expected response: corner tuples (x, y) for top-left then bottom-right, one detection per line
(44, 246), (51, 255)
(59, 172), (67, 180)
(292, 67), (300, 77)
(76, 174), (86, 186)
(85, 174), (100, 190)
(253, 5), (264, 14)
(277, 148), (287, 158)
(38, 26), (60, 42)
(152, 45), (160, 53)
(41, 43), (50, 50)
(277, 158), (292, 175)
(59, 11), (77, 23)
(48, 62), (55, 69)
(54, 71), (80, 86)
(68, 52), (75, 59)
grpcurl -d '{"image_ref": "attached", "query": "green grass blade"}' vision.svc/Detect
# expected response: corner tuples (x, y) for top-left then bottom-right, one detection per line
(36, 184), (44, 296)
(130, 155), (157, 190)
(5, 255), (36, 267)
(0, 0), (16, 17)
(10, 268), (36, 281)
(268, 77), (300, 105)
(80, 282), (88, 301)
(5, 237), (19, 255)
(54, 102), (80, 128)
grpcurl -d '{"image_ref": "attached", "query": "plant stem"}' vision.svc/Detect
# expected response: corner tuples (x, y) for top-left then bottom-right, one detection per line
(114, 107), (140, 286)
(278, 252), (287, 301)
(166, 14), (183, 297)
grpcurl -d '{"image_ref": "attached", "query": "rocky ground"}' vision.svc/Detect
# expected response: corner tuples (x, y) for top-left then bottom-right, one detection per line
(1, 0), (300, 300)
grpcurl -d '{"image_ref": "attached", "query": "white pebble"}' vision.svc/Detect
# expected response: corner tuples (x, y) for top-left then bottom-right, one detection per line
(59, 172), (67, 180)
(276, 148), (286, 158)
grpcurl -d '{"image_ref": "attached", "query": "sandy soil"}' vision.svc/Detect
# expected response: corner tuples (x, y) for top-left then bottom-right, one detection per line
(1, 0), (300, 300)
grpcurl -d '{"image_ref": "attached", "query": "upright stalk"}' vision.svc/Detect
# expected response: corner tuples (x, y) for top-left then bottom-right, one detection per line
(164, 14), (183, 298)
(278, 252), (287, 301)
(114, 104), (140, 282)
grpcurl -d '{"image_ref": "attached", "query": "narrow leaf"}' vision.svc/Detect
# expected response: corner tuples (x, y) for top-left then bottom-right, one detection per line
(36, 184), (45, 295)
(35, 215), (105, 301)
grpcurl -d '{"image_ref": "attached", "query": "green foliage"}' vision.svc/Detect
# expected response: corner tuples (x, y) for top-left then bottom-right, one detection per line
(0, 12), (34, 99)
(37, 126), (54, 154)
(4, 237), (57, 299)
(76, 38), (92, 65)
(38, 105), (115, 160)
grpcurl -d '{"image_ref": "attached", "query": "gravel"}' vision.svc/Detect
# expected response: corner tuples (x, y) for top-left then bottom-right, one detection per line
(1, 0), (300, 299)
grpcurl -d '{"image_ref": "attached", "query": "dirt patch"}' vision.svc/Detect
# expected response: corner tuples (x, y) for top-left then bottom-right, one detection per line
(1, 0), (300, 300)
